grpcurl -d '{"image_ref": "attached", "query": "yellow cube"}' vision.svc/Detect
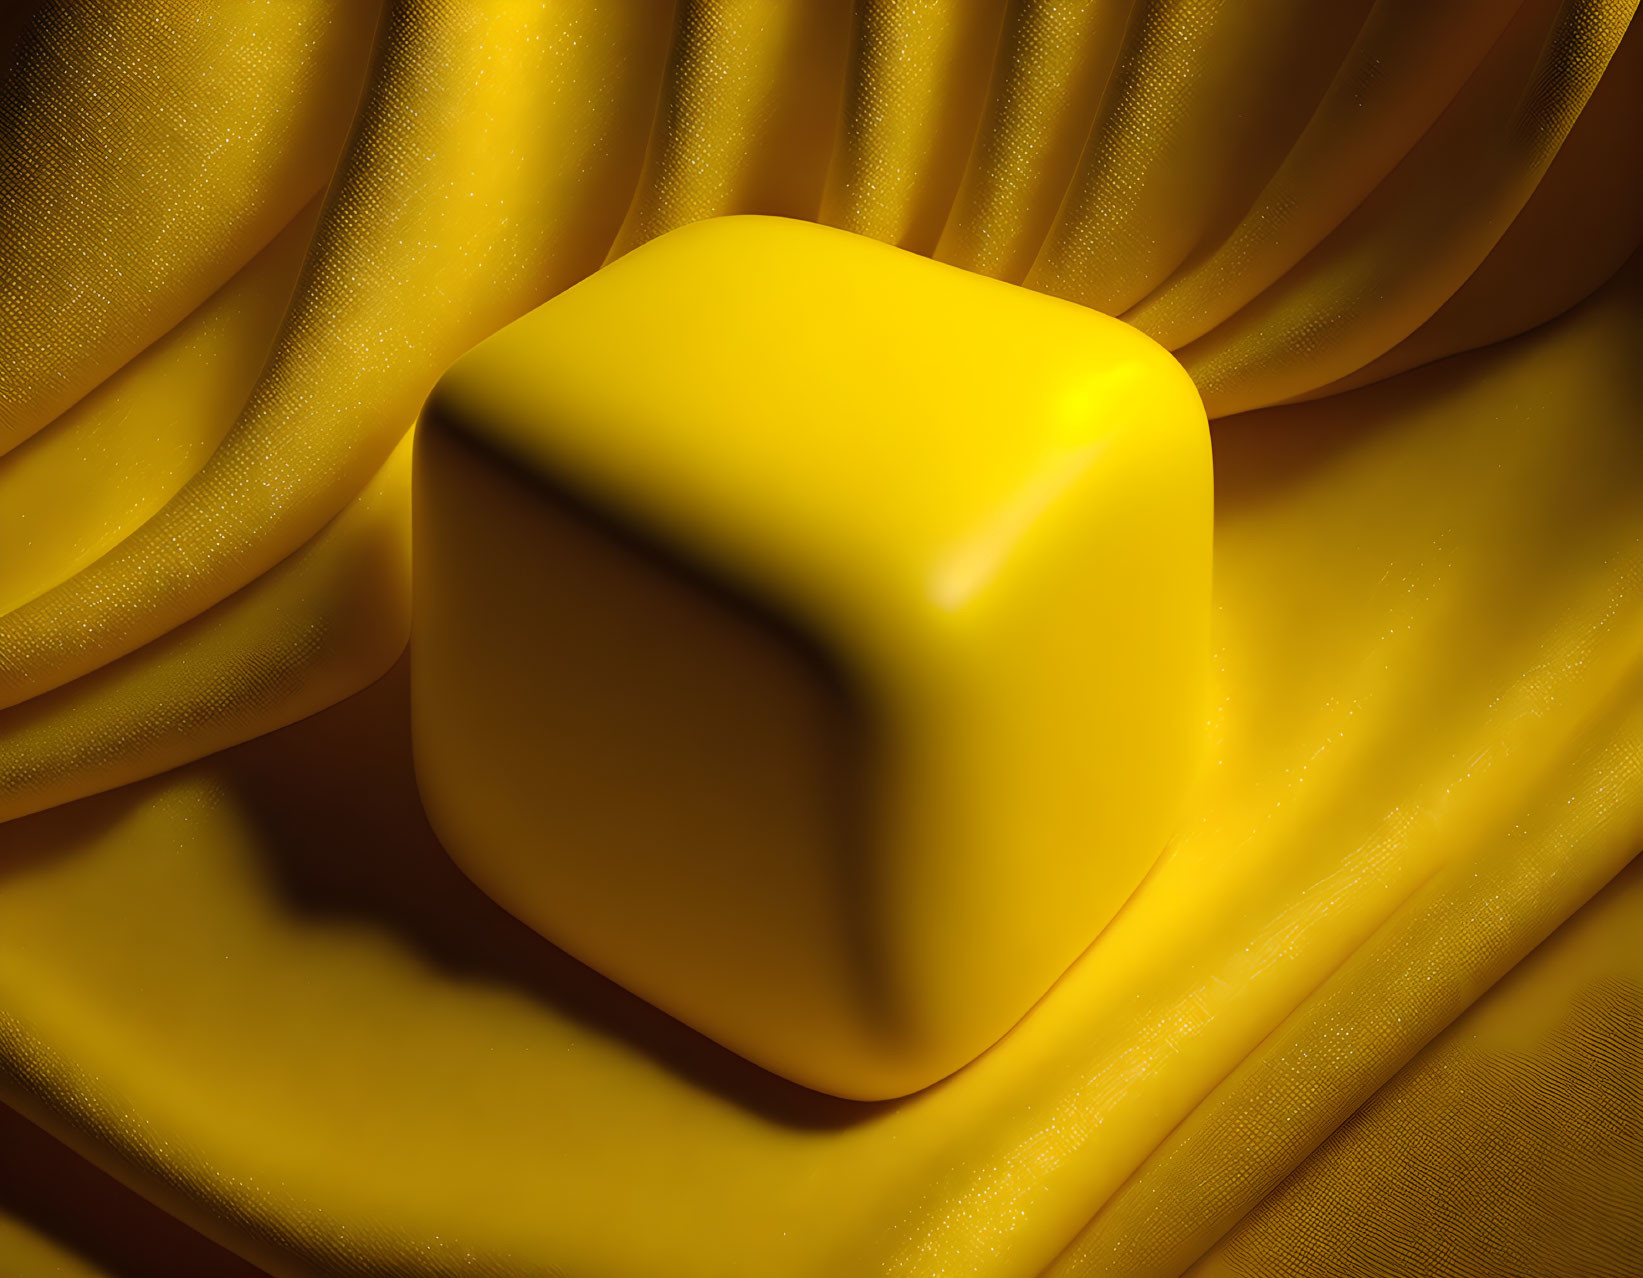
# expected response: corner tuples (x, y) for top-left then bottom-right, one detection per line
(413, 216), (1210, 1099)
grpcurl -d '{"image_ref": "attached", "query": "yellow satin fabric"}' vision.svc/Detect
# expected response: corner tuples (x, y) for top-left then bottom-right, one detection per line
(0, 1), (1640, 1274)
(1, 0), (1638, 823)
(1189, 854), (1643, 1277)
(0, 1097), (262, 1278)
(4, 265), (1641, 1276)
(0, 0), (377, 452)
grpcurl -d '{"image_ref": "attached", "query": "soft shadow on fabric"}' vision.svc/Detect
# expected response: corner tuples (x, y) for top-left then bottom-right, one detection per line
(201, 657), (888, 1132)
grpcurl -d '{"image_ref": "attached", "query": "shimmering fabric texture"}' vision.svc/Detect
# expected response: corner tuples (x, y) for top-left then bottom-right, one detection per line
(0, 1), (1640, 1275)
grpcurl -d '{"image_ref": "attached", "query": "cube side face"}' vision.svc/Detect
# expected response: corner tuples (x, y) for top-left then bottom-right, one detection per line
(414, 216), (1213, 1098)
(879, 365), (1213, 1067)
(413, 418), (900, 1095)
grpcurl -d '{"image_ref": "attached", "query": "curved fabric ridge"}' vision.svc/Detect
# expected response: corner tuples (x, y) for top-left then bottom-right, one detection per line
(0, 0), (379, 454)
(1186, 854), (1643, 1277)
(0, 0), (673, 715)
(1121, 0), (1526, 350)
(933, 0), (1136, 282)
(1049, 688), (1643, 1276)
(0, 200), (320, 618)
(821, 0), (1006, 254)
(609, 0), (851, 258)
(1176, 0), (1637, 417)
(1024, 0), (1375, 317)
(0, 230), (1638, 1278)
(0, 431), (411, 827)
(0, 1100), (266, 1278)
(1300, 11), (1643, 400)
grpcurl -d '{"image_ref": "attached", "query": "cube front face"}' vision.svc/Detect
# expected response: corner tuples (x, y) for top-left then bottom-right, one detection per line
(413, 420), (889, 1092)
(413, 216), (1211, 1099)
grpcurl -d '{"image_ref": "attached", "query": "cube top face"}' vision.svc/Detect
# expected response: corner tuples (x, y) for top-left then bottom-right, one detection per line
(416, 216), (1211, 1099)
(429, 215), (1204, 665)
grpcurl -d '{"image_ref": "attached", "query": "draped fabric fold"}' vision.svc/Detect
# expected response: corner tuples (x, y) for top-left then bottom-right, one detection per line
(0, 0), (379, 453)
(1187, 854), (1643, 1277)
(0, 2), (1639, 1274)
